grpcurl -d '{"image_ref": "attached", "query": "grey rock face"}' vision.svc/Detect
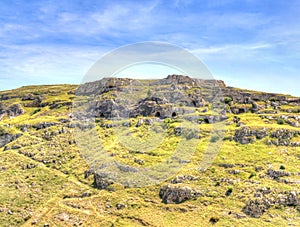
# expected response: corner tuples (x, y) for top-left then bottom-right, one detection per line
(74, 75), (226, 119)
(22, 94), (44, 107)
(33, 122), (58, 130)
(0, 103), (25, 118)
(76, 77), (134, 95)
(0, 133), (22, 148)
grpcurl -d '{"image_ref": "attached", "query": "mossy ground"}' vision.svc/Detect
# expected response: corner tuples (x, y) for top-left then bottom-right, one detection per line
(0, 84), (300, 226)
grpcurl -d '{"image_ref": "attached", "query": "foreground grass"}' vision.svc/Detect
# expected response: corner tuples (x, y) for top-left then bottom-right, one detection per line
(0, 84), (300, 226)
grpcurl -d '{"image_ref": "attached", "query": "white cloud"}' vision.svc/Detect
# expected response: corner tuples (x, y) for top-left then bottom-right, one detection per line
(0, 44), (108, 88)
(191, 43), (273, 59)
(48, 1), (161, 37)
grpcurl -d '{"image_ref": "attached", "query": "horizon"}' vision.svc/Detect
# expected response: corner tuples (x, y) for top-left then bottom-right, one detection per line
(1, 74), (297, 97)
(0, 0), (300, 96)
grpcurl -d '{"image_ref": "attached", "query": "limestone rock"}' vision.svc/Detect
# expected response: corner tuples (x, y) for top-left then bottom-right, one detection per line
(234, 127), (267, 144)
(276, 191), (299, 206)
(243, 198), (273, 218)
(0, 103), (25, 118)
(0, 133), (22, 148)
(159, 185), (201, 204)
(266, 169), (291, 179)
(93, 172), (114, 190)
(171, 175), (199, 184)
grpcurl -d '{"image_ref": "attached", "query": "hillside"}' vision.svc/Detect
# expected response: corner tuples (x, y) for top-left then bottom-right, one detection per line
(1, 75), (300, 226)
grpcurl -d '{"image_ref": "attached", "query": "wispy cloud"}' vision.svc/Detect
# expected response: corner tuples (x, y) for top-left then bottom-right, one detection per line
(0, 43), (107, 90)
(192, 43), (273, 57)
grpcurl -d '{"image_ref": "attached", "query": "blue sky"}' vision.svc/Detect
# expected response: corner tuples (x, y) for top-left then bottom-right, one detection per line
(0, 0), (300, 95)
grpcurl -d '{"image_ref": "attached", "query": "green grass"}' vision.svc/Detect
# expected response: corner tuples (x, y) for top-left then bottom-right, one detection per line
(1, 83), (300, 226)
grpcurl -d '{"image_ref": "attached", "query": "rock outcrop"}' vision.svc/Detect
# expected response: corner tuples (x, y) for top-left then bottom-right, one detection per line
(243, 189), (300, 218)
(74, 75), (300, 119)
(234, 127), (267, 144)
(269, 129), (300, 146)
(0, 103), (25, 119)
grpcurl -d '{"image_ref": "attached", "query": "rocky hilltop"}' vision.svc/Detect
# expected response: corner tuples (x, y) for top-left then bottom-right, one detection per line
(73, 74), (299, 120)
(0, 75), (300, 226)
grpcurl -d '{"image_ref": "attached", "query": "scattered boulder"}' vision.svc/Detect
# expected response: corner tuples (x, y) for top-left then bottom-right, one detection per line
(171, 175), (199, 184)
(159, 185), (201, 204)
(209, 217), (220, 224)
(93, 172), (114, 190)
(21, 163), (36, 170)
(243, 198), (273, 218)
(174, 127), (183, 136)
(218, 163), (235, 168)
(55, 212), (69, 222)
(116, 203), (126, 210)
(228, 169), (241, 175)
(134, 158), (145, 165)
(33, 122), (58, 130)
(266, 169), (290, 179)
(136, 119), (144, 127)
(230, 107), (249, 114)
(173, 127), (199, 139)
(276, 191), (299, 206)
(269, 129), (300, 146)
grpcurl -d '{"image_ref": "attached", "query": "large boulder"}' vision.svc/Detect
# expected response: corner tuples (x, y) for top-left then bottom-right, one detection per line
(159, 185), (201, 204)
(243, 198), (273, 218)
(93, 172), (114, 190)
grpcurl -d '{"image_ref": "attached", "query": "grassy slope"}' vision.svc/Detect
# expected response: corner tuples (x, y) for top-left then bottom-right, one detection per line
(0, 84), (300, 226)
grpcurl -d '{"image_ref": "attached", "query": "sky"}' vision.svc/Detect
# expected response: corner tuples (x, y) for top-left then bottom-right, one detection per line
(0, 0), (300, 95)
